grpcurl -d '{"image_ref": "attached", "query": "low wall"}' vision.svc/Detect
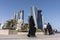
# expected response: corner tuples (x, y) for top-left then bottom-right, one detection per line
(18, 32), (44, 35)
(0, 30), (9, 35)
(0, 30), (17, 35)
(0, 30), (44, 35)
(8, 30), (17, 35)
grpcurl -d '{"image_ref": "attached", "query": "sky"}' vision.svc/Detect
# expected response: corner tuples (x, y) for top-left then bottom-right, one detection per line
(0, 0), (60, 31)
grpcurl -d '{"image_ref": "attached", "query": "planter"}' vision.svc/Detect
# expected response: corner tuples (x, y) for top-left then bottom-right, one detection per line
(8, 30), (17, 35)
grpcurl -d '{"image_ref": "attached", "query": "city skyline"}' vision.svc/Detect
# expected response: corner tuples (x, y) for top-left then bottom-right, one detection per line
(0, 0), (60, 31)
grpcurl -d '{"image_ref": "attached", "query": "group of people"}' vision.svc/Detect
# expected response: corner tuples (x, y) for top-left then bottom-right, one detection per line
(44, 23), (54, 35)
(27, 15), (54, 37)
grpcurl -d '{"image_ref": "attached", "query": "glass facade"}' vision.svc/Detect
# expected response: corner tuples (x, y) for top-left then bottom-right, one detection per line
(37, 10), (43, 29)
(31, 6), (38, 28)
(14, 10), (24, 30)
(31, 7), (43, 30)
(18, 10), (24, 21)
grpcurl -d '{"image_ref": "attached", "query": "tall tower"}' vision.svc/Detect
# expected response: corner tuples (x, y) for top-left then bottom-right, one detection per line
(18, 10), (24, 24)
(13, 12), (18, 29)
(31, 6), (38, 28)
(16, 10), (24, 30)
(14, 12), (18, 21)
(31, 6), (44, 30)
(37, 10), (43, 29)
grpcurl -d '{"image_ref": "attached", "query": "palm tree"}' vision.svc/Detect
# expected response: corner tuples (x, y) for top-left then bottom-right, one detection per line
(6, 19), (16, 30)
(21, 23), (28, 32)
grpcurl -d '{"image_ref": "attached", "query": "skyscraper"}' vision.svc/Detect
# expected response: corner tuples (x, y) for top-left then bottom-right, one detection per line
(31, 6), (44, 30)
(31, 6), (38, 28)
(37, 10), (43, 29)
(18, 10), (24, 20)
(14, 10), (24, 30)
(17, 10), (24, 30)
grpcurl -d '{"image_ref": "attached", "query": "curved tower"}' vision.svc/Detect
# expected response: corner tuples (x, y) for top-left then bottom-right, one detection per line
(31, 6), (44, 30)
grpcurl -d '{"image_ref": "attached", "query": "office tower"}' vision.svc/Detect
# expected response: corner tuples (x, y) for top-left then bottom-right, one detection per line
(13, 13), (18, 29)
(42, 16), (45, 30)
(31, 6), (44, 30)
(37, 10), (43, 29)
(31, 6), (38, 28)
(16, 10), (24, 30)
(14, 12), (18, 21)
(18, 10), (24, 24)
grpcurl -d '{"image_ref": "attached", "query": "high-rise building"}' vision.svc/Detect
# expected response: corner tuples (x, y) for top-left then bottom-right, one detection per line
(31, 6), (44, 30)
(18, 10), (24, 24)
(16, 10), (24, 30)
(14, 12), (18, 22)
(31, 6), (38, 28)
(37, 10), (43, 29)
(14, 10), (24, 22)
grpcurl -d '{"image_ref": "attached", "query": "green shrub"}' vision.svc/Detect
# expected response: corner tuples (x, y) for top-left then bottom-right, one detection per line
(36, 29), (42, 32)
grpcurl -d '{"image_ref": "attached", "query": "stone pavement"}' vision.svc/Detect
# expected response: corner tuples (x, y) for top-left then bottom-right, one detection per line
(0, 33), (60, 40)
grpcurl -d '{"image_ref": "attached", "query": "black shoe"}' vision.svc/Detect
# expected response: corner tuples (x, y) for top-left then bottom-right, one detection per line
(27, 34), (30, 37)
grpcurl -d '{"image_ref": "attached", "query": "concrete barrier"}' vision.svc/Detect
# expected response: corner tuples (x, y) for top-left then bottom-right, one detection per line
(0, 30), (17, 35)
(0, 30), (9, 35)
(8, 30), (17, 35)
(0, 30), (44, 35)
(18, 32), (44, 35)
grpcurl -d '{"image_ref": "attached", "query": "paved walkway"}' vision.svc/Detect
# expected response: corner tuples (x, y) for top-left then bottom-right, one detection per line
(0, 33), (60, 40)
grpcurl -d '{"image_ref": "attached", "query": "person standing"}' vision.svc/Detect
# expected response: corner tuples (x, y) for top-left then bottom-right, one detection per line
(43, 24), (47, 35)
(47, 23), (53, 35)
(27, 15), (36, 37)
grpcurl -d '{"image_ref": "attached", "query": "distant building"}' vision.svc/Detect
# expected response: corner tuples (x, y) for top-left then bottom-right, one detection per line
(2, 10), (24, 30)
(14, 10), (24, 30)
(37, 10), (43, 29)
(31, 6), (44, 30)
(18, 10), (24, 20)
(31, 6), (38, 28)
(14, 13), (18, 21)
(2, 21), (8, 29)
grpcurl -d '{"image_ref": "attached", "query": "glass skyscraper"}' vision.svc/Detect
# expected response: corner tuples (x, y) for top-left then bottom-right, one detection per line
(14, 10), (24, 23)
(37, 10), (43, 29)
(31, 6), (38, 28)
(18, 10), (24, 23)
(31, 6), (44, 30)
(14, 10), (24, 30)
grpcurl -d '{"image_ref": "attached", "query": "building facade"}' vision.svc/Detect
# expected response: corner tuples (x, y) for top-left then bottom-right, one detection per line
(31, 6), (44, 30)
(37, 10), (43, 29)
(31, 6), (38, 28)
(14, 10), (24, 30)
